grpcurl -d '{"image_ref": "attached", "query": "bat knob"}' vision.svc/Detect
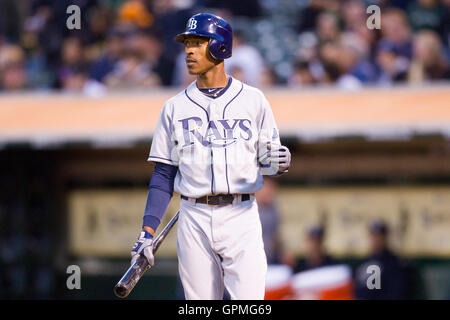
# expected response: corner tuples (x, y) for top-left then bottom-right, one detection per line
(114, 285), (129, 298)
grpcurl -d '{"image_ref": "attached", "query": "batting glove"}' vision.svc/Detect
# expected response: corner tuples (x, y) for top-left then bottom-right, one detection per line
(131, 230), (155, 266)
(268, 144), (291, 173)
(259, 142), (291, 175)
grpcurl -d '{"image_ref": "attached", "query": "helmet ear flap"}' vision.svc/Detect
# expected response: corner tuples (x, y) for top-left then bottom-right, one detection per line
(208, 38), (229, 60)
(208, 38), (221, 60)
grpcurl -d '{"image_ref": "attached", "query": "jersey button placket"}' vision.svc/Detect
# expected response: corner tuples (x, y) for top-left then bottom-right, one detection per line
(208, 102), (220, 195)
(209, 102), (222, 243)
(209, 103), (220, 120)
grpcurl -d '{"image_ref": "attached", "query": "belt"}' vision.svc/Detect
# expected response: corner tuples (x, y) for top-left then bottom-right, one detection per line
(181, 194), (251, 206)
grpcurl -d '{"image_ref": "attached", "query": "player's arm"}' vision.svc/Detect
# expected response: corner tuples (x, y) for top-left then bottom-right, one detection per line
(131, 162), (177, 266)
(131, 101), (179, 265)
(142, 162), (178, 232)
(257, 94), (291, 176)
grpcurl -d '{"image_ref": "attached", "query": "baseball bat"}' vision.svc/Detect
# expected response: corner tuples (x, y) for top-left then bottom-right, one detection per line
(113, 210), (180, 298)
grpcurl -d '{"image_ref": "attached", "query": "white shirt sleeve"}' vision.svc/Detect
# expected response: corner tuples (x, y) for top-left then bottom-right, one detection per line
(258, 93), (281, 175)
(148, 103), (179, 166)
(259, 94), (281, 147)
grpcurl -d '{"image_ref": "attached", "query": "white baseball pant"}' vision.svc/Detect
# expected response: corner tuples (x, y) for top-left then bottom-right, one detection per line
(177, 195), (267, 300)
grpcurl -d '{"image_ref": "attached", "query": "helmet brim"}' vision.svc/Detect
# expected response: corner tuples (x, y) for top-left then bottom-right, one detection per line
(174, 31), (223, 43)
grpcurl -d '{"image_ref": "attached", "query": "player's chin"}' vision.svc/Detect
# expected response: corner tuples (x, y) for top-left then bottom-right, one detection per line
(186, 66), (201, 75)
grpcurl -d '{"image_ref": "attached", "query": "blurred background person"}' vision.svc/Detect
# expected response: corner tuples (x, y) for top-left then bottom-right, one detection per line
(255, 177), (283, 265)
(318, 41), (364, 89)
(407, 0), (447, 37)
(288, 60), (317, 87)
(296, 0), (340, 33)
(315, 11), (341, 44)
(88, 27), (127, 84)
(293, 225), (337, 273)
(0, 44), (28, 91)
(354, 220), (412, 300)
(375, 7), (413, 84)
(408, 30), (450, 83)
(375, 40), (410, 85)
(104, 47), (161, 90)
(117, 0), (154, 29)
(225, 30), (265, 87)
(57, 37), (87, 89)
(128, 30), (173, 86)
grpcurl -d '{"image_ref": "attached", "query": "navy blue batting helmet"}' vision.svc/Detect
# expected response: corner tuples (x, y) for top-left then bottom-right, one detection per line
(174, 13), (233, 60)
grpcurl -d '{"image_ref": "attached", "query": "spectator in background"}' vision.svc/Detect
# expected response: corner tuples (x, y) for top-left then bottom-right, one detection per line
(259, 67), (278, 88)
(375, 41), (410, 84)
(288, 60), (317, 86)
(407, 0), (447, 35)
(0, 0), (22, 43)
(293, 224), (336, 273)
(340, 0), (366, 33)
(293, 32), (327, 86)
(0, 45), (28, 91)
(129, 30), (175, 86)
(59, 36), (106, 95)
(340, 33), (378, 84)
(117, 0), (154, 29)
(151, 0), (194, 63)
(319, 41), (363, 89)
(408, 30), (450, 83)
(316, 12), (341, 44)
(225, 31), (264, 87)
(375, 8), (413, 84)
(297, 0), (340, 33)
(377, 8), (413, 60)
(204, 0), (262, 18)
(104, 47), (161, 90)
(442, 0), (450, 46)
(60, 65), (88, 92)
(354, 220), (411, 300)
(255, 177), (283, 264)
(58, 37), (86, 88)
(89, 27), (127, 83)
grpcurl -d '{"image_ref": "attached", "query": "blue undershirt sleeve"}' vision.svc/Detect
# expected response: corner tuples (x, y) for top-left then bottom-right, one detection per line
(142, 162), (178, 231)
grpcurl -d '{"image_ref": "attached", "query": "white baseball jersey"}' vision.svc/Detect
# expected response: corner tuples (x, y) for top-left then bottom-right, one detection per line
(148, 77), (281, 198)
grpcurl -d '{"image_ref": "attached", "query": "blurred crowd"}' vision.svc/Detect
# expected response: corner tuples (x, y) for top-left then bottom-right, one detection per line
(0, 0), (448, 93)
(256, 177), (416, 300)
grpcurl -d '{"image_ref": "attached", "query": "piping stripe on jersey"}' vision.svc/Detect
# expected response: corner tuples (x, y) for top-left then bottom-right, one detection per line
(184, 89), (214, 195)
(185, 89), (210, 121)
(148, 155), (178, 165)
(222, 83), (244, 194)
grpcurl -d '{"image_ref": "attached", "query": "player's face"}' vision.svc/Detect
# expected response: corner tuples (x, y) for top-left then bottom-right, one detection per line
(184, 37), (218, 75)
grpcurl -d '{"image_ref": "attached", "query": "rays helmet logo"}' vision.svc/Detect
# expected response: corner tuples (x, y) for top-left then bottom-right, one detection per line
(179, 117), (252, 148)
(187, 18), (197, 30)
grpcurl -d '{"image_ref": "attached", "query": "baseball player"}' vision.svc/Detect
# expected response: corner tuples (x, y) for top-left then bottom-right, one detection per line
(130, 13), (291, 300)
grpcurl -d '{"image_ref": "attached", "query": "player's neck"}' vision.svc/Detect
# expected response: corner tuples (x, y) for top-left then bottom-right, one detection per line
(196, 63), (228, 88)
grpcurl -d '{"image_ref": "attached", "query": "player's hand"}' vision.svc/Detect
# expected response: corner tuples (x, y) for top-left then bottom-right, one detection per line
(267, 143), (291, 173)
(259, 142), (291, 175)
(131, 230), (155, 266)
